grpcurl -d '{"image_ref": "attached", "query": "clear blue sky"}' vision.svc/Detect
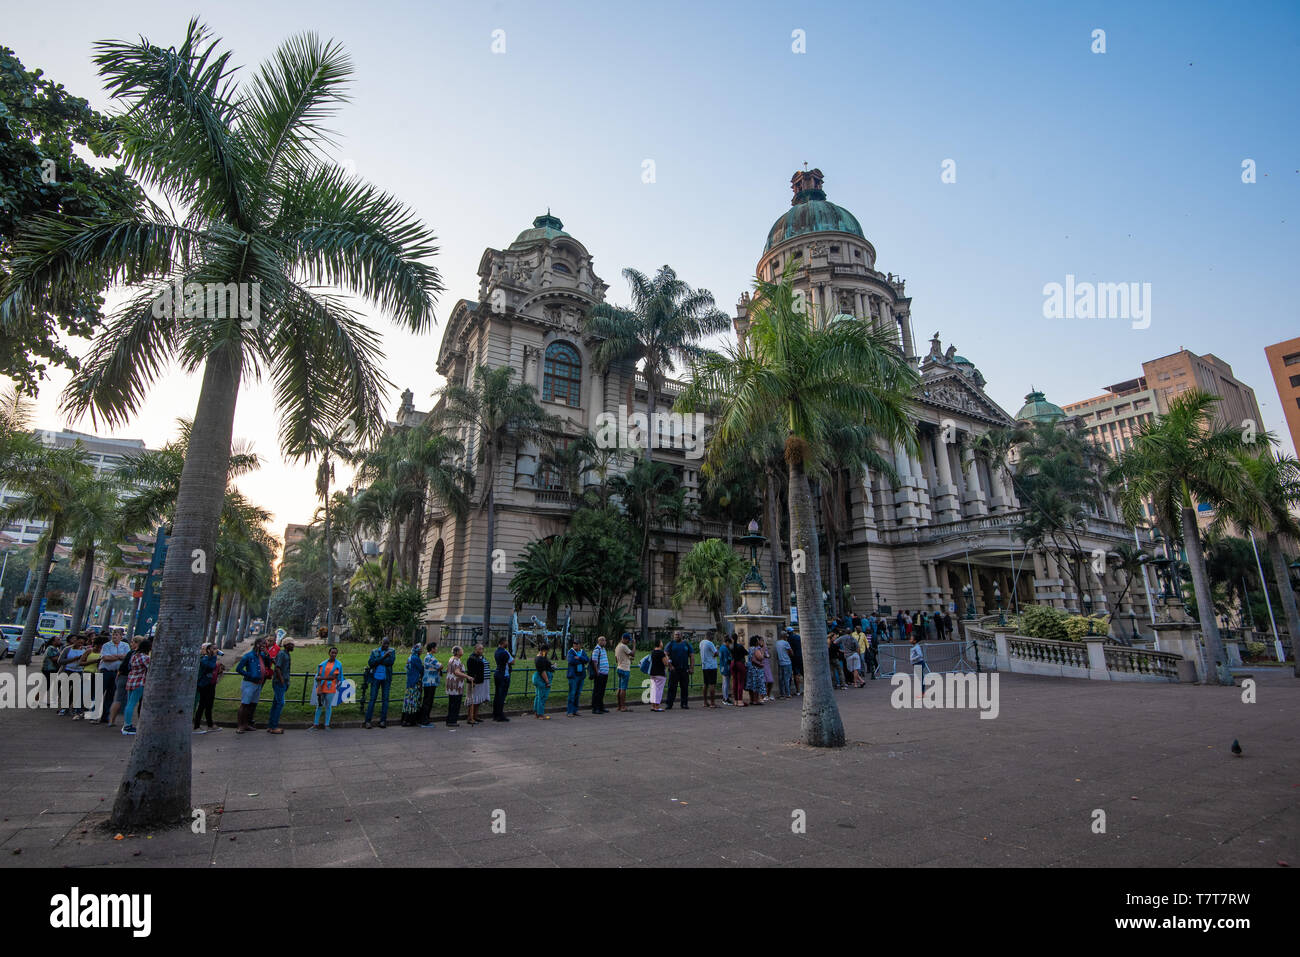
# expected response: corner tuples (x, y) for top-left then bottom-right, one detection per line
(6, 0), (1299, 530)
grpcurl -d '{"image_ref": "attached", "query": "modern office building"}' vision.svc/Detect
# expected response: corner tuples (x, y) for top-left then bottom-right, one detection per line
(1264, 337), (1300, 457)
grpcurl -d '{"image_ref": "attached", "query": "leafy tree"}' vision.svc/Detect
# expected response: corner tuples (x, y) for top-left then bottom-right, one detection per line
(566, 504), (641, 639)
(0, 46), (141, 392)
(2, 21), (442, 828)
(267, 578), (307, 634)
(376, 584), (425, 642)
(673, 538), (747, 635)
(681, 272), (919, 748)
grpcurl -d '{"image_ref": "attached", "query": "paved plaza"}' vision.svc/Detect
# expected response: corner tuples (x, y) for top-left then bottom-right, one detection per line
(0, 668), (1296, 868)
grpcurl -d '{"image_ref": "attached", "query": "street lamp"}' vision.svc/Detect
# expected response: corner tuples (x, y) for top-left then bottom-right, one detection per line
(737, 519), (767, 589)
(994, 583), (1006, 626)
(963, 583), (975, 621)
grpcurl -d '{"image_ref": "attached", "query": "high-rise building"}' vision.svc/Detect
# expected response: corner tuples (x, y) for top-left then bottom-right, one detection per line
(1264, 337), (1300, 457)
(1, 428), (147, 545)
(1141, 350), (1264, 436)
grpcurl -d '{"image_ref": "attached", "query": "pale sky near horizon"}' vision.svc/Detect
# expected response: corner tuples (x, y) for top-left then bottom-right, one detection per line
(4, 0), (1298, 542)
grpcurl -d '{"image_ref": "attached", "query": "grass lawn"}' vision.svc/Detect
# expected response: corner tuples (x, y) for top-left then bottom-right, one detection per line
(206, 642), (696, 724)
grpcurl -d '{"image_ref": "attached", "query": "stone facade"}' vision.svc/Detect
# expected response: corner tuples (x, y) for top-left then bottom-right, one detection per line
(413, 174), (1157, 635)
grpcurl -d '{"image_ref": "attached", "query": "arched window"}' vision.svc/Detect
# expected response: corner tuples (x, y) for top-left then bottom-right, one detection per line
(542, 341), (581, 407)
(428, 540), (445, 599)
(552, 262), (571, 274)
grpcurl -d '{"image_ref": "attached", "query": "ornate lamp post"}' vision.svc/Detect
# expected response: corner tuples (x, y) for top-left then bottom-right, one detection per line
(963, 583), (975, 621)
(738, 519), (767, 588)
(994, 583), (1006, 626)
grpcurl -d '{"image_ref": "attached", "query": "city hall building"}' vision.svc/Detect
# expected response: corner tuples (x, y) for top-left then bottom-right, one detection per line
(411, 170), (1154, 636)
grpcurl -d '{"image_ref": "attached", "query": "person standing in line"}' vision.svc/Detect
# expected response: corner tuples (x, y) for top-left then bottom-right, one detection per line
(761, 633), (775, 701)
(697, 630), (718, 708)
(401, 641), (426, 727)
(648, 637), (667, 712)
(774, 631), (793, 698)
(194, 643), (222, 732)
(859, 627), (877, 680)
(614, 633), (633, 712)
(492, 635), (513, 722)
(730, 635), (748, 706)
(55, 635), (85, 716)
(364, 637), (396, 729)
(787, 628), (804, 696)
(663, 631), (692, 710)
(841, 627), (864, 688)
(532, 643), (553, 719)
(466, 643), (490, 725)
(40, 636), (63, 706)
(745, 636), (767, 706)
(417, 641), (442, 727)
(97, 630), (130, 723)
(589, 635), (610, 714)
(120, 638), (152, 735)
(234, 636), (268, 733)
(909, 633), (929, 692)
(718, 635), (733, 705)
(565, 637), (589, 716)
(266, 638), (293, 733)
(312, 646), (342, 730)
(444, 646), (468, 727)
(827, 633), (845, 690)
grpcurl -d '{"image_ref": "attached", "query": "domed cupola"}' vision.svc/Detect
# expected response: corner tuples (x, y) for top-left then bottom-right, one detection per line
(511, 211), (570, 248)
(764, 168), (865, 252)
(1016, 389), (1066, 425)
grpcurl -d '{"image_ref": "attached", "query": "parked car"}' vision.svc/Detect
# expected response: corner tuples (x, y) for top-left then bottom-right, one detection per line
(1, 624), (44, 660)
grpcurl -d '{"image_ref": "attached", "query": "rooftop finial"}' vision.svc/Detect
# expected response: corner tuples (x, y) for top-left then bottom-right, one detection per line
(790, 167), (826, 205)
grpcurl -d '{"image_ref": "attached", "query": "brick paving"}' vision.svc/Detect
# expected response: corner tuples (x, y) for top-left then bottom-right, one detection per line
(0, 665), (1296, 868)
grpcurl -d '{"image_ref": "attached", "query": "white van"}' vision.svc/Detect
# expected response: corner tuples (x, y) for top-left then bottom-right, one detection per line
(37, 612), (74, 640)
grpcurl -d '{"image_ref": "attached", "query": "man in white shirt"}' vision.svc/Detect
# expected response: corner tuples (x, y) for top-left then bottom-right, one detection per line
(97, 635), (131, 724)
(698, 631), (719, 708)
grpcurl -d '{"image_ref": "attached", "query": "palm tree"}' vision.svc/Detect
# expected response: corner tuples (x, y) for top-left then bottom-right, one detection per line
(609, 457), (682, 643)
(0, 443), (94, 663)
(1218, 452), (1300, 675)
(1110, 390), (1257, 685)
(2, 22), (441, 828)
(673, 538), (748, 635)
(680, 273), (919, 747)
(434, 365), (557, 634)
(509, 535), (588, 629)
(64, 474), (126, 633)
(584, 265), (729, 460)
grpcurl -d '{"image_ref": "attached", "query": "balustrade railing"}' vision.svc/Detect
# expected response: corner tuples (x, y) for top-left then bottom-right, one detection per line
(1103, 645), (1181, 679)
(1005, 635), (1090, 670)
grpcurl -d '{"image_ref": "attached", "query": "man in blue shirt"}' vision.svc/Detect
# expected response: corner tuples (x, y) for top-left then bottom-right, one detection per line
(774, 632), (793, 698)
(565, 637), (589, 716)
(698, 630), (719, 708)
(364, 637), (395, 729)
(664, 631), (693, 709)
(589, 635), (611, 714)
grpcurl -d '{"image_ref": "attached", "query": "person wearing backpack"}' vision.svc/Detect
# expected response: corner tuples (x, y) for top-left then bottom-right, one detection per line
(532, 642), (554, 719)
(234, 636), (269, 733)
(364, 637), (396, 729)
(565, 637), (589, 717)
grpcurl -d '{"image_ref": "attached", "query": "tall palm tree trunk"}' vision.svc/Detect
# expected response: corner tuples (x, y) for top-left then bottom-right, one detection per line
(764, 472), (783, 612)
(222, 594), (241, 649)
(482, 484), (496, 637)
(71, 548), (95, 633)
(15, 523), (59, 665)
(1181, 505), (1227, 684)
(324, 469), (333, 632)
(1266, 531), (1300, 677)
(723, 519), (734, 635)
(788, 449), (844, 747)
(111, 344), (242, 829)
(207, 589), (224, 644)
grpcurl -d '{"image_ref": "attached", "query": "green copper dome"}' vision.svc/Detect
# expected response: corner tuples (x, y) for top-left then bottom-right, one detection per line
(764, 169), (865, 252)
(511, 212), (570, 247)
(1016, 390), (1066, 424)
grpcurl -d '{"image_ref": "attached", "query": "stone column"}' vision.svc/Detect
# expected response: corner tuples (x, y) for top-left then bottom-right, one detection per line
(961, 446), (989, 517)
(931, 433), (962, 522)
(892, 444), (919, 526)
